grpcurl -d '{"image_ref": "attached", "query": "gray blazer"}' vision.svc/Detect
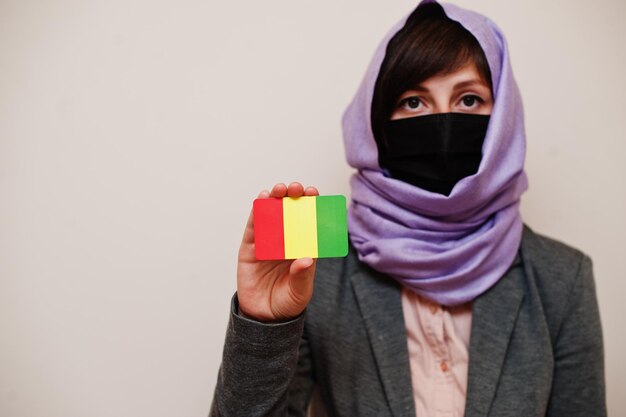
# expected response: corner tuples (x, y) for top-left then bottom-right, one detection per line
(210, 226), (606, 417)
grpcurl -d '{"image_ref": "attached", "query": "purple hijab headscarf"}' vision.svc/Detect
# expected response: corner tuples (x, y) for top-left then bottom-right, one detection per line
(343, 0), (528, 306)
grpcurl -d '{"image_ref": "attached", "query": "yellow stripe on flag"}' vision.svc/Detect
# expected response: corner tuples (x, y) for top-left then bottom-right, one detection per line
(283, 197), (318, 259)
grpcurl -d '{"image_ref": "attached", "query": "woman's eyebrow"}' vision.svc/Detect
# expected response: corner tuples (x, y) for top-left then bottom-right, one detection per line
(453, 79), (489, 90)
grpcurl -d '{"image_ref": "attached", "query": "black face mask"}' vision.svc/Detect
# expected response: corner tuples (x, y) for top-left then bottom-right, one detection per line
(379, 112), (490, 196)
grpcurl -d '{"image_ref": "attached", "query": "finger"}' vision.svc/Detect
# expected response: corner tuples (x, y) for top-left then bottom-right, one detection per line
(287, 182), (305, 197)
(304, 186), (319, 196)
(290, 257), (315, 273)
(288, 257), (317, 302)
(270, 183), (288, 198)
(242, 189), (270, 246)
(242, 192), (264, 244)
(241, 207), (255, 246)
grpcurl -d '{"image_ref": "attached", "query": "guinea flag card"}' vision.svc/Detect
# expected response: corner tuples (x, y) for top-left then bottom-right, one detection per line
(253, 195), (349, 260)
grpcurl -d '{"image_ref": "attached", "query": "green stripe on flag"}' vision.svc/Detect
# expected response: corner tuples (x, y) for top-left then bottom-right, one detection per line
(315, 195), (348, 258)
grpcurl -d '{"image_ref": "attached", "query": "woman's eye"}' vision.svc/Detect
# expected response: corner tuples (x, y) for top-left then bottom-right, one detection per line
(401, 97), (421, 110)
(461, 95), (482, 107)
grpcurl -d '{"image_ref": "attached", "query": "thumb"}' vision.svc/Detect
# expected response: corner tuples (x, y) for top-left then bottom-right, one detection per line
(288, 257), (317, 304)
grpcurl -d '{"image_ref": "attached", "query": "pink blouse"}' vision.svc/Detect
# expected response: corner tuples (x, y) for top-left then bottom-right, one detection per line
(401, 287), (473, 417)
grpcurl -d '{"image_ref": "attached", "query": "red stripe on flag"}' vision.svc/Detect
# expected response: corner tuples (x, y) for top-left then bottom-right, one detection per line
(253, 198), (285, 260)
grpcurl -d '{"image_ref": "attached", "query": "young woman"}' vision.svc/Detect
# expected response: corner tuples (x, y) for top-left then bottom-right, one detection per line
(210, 2), (606, 416)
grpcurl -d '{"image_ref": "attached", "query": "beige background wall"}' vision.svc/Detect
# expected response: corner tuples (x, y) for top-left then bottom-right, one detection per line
(1, 0), (624, 416)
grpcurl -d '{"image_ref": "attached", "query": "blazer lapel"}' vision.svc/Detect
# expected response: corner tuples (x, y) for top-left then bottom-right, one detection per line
(464, 258), (526, 417)
(350, 268), (416, 417)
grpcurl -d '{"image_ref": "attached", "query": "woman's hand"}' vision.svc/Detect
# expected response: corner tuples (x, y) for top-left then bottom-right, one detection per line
(236, 182), (319, 322)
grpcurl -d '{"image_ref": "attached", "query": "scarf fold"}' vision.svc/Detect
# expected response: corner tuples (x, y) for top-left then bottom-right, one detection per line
(342, 0), (528, 306)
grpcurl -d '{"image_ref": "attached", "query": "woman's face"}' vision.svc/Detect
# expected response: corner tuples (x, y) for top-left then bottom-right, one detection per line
(390, 61), (493, 120)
